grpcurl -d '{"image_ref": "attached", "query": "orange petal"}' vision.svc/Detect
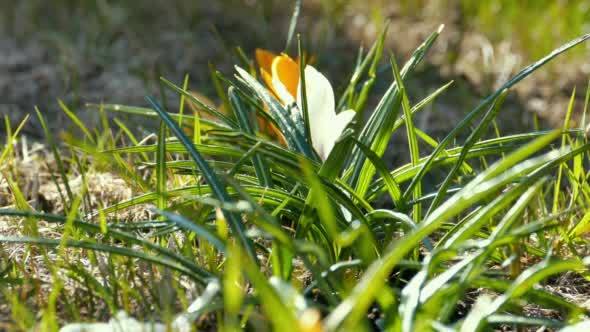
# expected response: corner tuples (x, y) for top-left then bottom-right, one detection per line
(257, 115), (287, 146)
(255, 49), (276, 75)
(272, 54), (300, 99)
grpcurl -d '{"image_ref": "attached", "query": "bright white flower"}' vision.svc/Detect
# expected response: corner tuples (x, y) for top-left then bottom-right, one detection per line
(297, 65), (355, 161)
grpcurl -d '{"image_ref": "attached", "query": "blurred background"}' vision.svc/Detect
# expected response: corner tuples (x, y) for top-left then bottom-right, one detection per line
(1, 0), (589, 139)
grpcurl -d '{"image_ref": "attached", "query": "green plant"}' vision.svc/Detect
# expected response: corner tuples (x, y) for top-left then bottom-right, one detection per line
(1, 23), (590, 332)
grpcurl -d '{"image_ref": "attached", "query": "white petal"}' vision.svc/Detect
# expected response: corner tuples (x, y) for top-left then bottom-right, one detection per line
(296, 65), (339, 159)
(318, 109), (355, 160)
(296, 65), (335, 121)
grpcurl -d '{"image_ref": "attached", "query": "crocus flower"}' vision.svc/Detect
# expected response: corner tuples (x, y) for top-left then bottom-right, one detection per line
(252, 50), (355, 161)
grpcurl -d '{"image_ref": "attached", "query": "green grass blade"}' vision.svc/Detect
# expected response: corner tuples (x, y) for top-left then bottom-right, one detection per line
(464, 258), (588, 331)
(424, 89), (508, 214)
(146, 96), (258, 264)
(347, 26), (442, 196)
(351, 137), (402, 207)
(156, 120), (167, 213)
(58, 99), (96, 144)
(325, 134), (579, 330)
(178, 73), (190, 127)
(35, 107), (74, 207)
(391, 54), (421, 220)
(337, 23), (388, 110)
(154, 209), (226, 253)
(228, 87), (273, 187)
(297, 35), (312, 148)
(234, 67), (313, 158)
(553, 88), (576, 213)
(0, 209), (212, 281)
(404, 33), (590, 199)
(160, 77), (238, 128)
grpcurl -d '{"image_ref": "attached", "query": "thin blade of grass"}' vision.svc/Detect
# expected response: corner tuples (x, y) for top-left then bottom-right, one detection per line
(404, 33), (590, 199)
(146, 96), (258, 264)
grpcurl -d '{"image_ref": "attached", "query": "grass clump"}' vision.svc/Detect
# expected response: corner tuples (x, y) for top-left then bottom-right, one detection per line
(1, 19), (590, 332)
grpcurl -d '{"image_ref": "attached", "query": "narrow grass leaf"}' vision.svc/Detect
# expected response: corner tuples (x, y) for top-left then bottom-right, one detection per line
(145, 96), (258, 264)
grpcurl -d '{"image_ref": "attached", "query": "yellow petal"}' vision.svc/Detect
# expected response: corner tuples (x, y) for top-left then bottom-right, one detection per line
(272, 53), (299, 100)
(260, 68), (276, 96)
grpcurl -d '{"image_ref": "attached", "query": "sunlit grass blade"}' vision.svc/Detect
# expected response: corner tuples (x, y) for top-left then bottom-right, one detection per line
(88, 103), (228, 130)
(35, 107), (74, 207)
(325, 133), (582, 330)
(553, 89), (577, 214)
(154, 209), (226, 253)
(404, 33), (590, 199)
(58, 99), (96, 144)
(156, 119), (167, 213)
(390, 54), (421, 220)
(0, 209), (213, 281)
(347, 25), (443, 196)
(351, 137), (402, 207)
(424, 89), (508, 216)
(337, 22), (388, 110)
(0, 236), (207, 283)
(461, 258), (589, 331)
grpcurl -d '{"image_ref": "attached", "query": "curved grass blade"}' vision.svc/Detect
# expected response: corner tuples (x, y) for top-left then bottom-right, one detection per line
(35, 107), (74, 207)
(391, 54), (421, 219)
(228, 87), (273, 187)
(0, 209), (213, 282)
(146, 96), (258, 264)
(89, 103), (227, 131)
(347, 25), (443, 194)
(337, 23), (388, 110)
(160, 77), (238, 128)
(0, 236), (207, 283)
(324, 134), (582, 330)
(404, 33), (590, 201)
(351, 137), (402, 207)
(463, 258), (589, 331)
(297, 35), (312, 147)
(154, 209), (226, 253)
(424, 89), (508, 215)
